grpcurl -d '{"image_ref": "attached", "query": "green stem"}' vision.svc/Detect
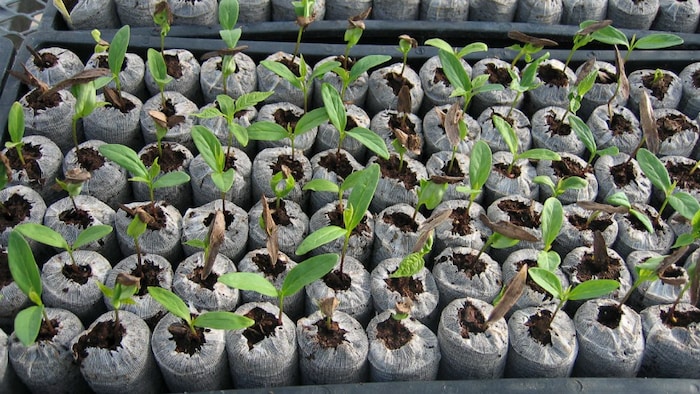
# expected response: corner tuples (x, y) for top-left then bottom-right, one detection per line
(16, 146), (25, 166)
(548, 298), (565, 328)
(447, 146), (457, 174)
(339, 233), (350, 276)
(41, 306), (56, 334)
(293, 29), (303, 59)
(664, 281), (690, 325)
(474, 236), (492, 263)
(278, 295), (285, 325)
(617, 279), (642, 310)
(72, 117), (80, 151)
(658, 196), (669, 217)
(506, 92), (522, 119)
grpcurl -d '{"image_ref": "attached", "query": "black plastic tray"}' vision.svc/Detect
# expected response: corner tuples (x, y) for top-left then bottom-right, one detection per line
(0, 36), (15, 95)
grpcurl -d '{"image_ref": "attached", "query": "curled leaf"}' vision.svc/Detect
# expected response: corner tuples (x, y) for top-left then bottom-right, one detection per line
(639, 90), (660, 155)
(575, 58), (597, 86)
(593, 230), (608, 266)
(103, 86), (126, 110)
(480, 214), (539, 243)
(577, 20), (613, 36)
(40, 68), (111, 99)
(614, 46), (630, 101)
(63, 168), (91, 183)
(319, 297), (339, 318)
(202, 210), (226, 280)
(656, 245), (689, 285)
(149, 110), (169, 129)
(116, 272), (141, 287)
(413, 209), (452, 253)
(487, 264), (526, 325)
(507, 31), (558, 47)
(397, 85), (412, 114)
(399, 34), (418, 48)
(261, 195), (279, 266)
(576, 201), (629, 214)
(391, 123), (422, 155)
(348, 7), (371, 29)
(444, 102), (463, 148)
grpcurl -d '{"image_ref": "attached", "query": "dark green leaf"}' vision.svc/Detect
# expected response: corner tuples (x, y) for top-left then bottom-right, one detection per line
(192, 125), (224, 173)
(568, 279), (619, 300)
(99, 144), (148, 178)
(7, 231), (42, 301)
(294, 108), (328, 136)
(311, 61), (341, 81)
(492, 114), (518, 156)
(321, 83), (346, 133)
(349, 55), (391, 82)
(148, 286), (191, 322)
(637, 148), (671, 192)
(248, 121), (288, 141)
(281, 253), (338, 297)
(437, 50), (469, 92)
(541, 197), (563, 250)
(109, 25), (130, 79)
(346, 163), (380, 230)
(469, 140), (491, 190)
(346, 127), (389, 159)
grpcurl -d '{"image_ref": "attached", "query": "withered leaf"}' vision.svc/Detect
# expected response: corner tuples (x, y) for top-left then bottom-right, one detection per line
(614, 46), (630, 101)
(41, 68), (111, 99)
(167, 115), (186, 128)
(296, 15), (315, 29)
(116, 272), (141, 287)
(397, 85), (412, 114)
(429, 174), (463, 184)
(103, 86), (126, 110)
(399, 34), (418, 48)
(656, 245), (689, 285)
(202, 209), (226, 280)
(319, 297), (339, 318)
(395, 297), (413, 315)
(154, 0), (173, 24)
(639, 90), (660, 155)
(575, 57), (597, 86)
(444, 102), (463, 148)
(0, 153), (11, 183)
(413, 209), (452, 253)
(64, 168), (91, 183)
(487, 264), (527, 325)
(391, 124), (422, 155)
(168, 324), (190, 336)
(10, 64), (49, 92)
(200, 45), (249, 61)
(577, 20), (613, 36)
(507, 31), (558, 47)
(261, 195), (279, 266)
(149, 110), (169, 129)
(576, 201), (629, 214)
(479, 214), (539, 242)
(593, 230), (608, 266)
(348, 7), (371, 29)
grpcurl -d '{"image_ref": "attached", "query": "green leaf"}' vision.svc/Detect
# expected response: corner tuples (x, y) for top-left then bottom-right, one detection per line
(597, 146), (619, 157)
(456, 42), (488, 58)
(634, 33), (683, 50)
(196, 107), (225, 119)
(14, 305), (43, 346)
(53, 0), (72, 25)
(568, 279), (619, 301)
(346, 127), (389, 159)
(492, 114), (518, 156)
(7, 231), (42, 300)
(568, 114), (595, 157)
(184, 239), (206, 249)
(14, 223), (68, 250)
(8, 102), (25, 144)
(311, 61), (342, 81)
(606, 192), (631, 208)
(417, 179), (448, 211)
(390, 252), (424, 278)
(673, 233), (697, 248)
(126, 216), (147, 239)
(469, 140), (492, 190)
(541, 197), (563, 250)
(537, 250), (561, 271)
(295, 226), (345, 255)
(669, 191), (700, 221)
(235, 91), (274, 113)
(321, 83), (347, 133)
(294, 107), (329, 136)
(346, 163), (380, 230)
(533, 175), (556, 193)
(147, 48), (172, 87)
(425, 38), (454, 54)
(437, 50), (469, 92)
(148, 286), (191, 322)
(219, 272), (278, 298)
(211, 169), (235, 194)
(99, 144), (148, 178)
(281, 253), (338, 297)
(559, 176), (588, 191)
(517, 149), (561, 162)
(73, 225), (112, 250)
(192, 125), (225, 173)
(261, 60), (302, 89)
(218, 0), (239, 30)
(591, 25), (629, 47)
(109, 25), (130, 79)
(349, 55), (391, 83)
(528, 267), (562, 299)
(637, 148), (672, 192)
(490, 233), (519, 249)
(630, 209), (654, 233)
(194, 311), (254, 330)
(303, 179), (339, 193)
(152, 171), (190, 189)
(248, 121), (288, 141)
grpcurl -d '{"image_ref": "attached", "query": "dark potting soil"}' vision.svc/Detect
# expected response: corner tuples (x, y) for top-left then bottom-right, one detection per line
(0, 193), (31, 232)
(273, 108), (300, 130)
(484, 63), (512, 85)
(525, 309), (553, 346)
(145, 310), (167, 331)
(545, 111), (572, 136)
(189, 266), (219, 290)
(385, 72), (414, 95)
(132, 259), (165, 296)
(37, 318), (59, 341)
(73, 320), (126, 364)
(319, 150), (355, 180)
(388, 112), (418, 138)
(95, 54), (128, 72)
(62, 262), (92, 285)
(267, 198), (291, 226)
(449, 207), (474, 236)
(538, 64), (568, 87)
(32, 50), (57, 69)
(494, 162), (521, 179)
(458, 300), (487, 339)
(377, 154), (419, 190)
(657, 113), (698, 142)
(334, 55), (356, 71)
(641, 72), (673, 100)
(243, 307), (280, 349)
(140, 143), (187, 172)
(58, 208), (93, 229)
(167, 322), (208, 355)
(627, 207), (662, 232)
(660, 308), (700, 328)
(576, 252), (622, 282)
(610, 161), (636, 187)
(164, 54), (184, 79)
(384, 276), (424, 301)
(252, 252), (286, 279)
(6, 143), (43, 182)
(312, 318), (348, 349)
(25, 88), (62, 112)
(202, 208), (235, 229)
(104, 88), (136, 114)
(323, 269), (351, 291)
(568, 214), (613, 232)
(552, 156), (590, 178)
(327, 202), (370, 237)
(666, 161), (700, 190)
(497, 199), (541, 228)
(376, 316), (412, 350)
(440, 252), (485, 279)
(432, 67), (449, 86)
(440, 160), (466, 178)
(610, 113), (634, 137)
(597, 304), (623, 329)
(596, 68), (616, 84)
(0, 251), (11, 288)
(125, 202), (167, 230)
(160, 99), (186, 128)
(270, 154), (305, 183)
(279, 56), (301, 77)
(76, 147), (105, 172)
(517, 259), (553, 300)
(382, 211), (418, 232)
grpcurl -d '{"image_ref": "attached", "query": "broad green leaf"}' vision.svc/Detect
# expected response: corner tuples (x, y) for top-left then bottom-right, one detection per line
(568, 279), (619, 301)
(148, 286), (191, 322)
(147, 48), (172, 86)
(247, 121), (288, 141)
(344, 25), (363, 48)
(196, 107), (225, 119)
(126, 216), (147, 239)
(541, 197), (563, 250)
(230, 123), (249, 147)
(219, 272), (278, 297)
(425, 38), (454, 54)
(637, 255), (664, 271)
(528, 267), (562, 299)
(417, 179), (448, 211)
(14, 223), (68, 250)
(533, 175), (556, 192)
(73, 225), (113, 250)
(261, 60), (302, 89)
(347, 163), (380, 230)
(295, 108), (329, 136)
(637, 148), (671, 192)
(349, 55), (391, 82)
(492, 115), (518, 156)
(235, 91), (274, 112)
(520, 53), (549, 87)
(109, 25), (130, 79)
(8, 102), (25, 143)
(569, 114), (595, 156)
(537, 250), (561, 271)
(192, 125), (224, 173)
(211, 169), (235, 194)
(669, 192), (700, 221)
(321, 83), (346, 133)
(216, 95), (236, 118)
(152, 171), (190, 189)
(194, 311), (254, 330)
(559, 176), (588, 191)
(518, 149), (561, 162)
(295, 226), (345, 255)
(438, 50), (468, 92)
(311, 61), (342, 81)
(303, 179), (339, 193)
(7, 231), (42, 300)
(14, 305), (43, 346)
(597, 146), (619, 157)
(630, 209), (654, 233)
(490, 233), (519, 249)
(591, 26), (628, 47)
(634, 33), (683, 50)
(469, 140), (491, 190)
(97, 281), (113, 298)
(606, 192), (631, 208)
(673, 233), (697, 248)
(390, 253), (424, 278)
(281, 253), (338, 297)
(456, 42), (488, 58)
(99, 144), (148, 178)
(219, 0), (239, 30)
(346, 127), (389, 159)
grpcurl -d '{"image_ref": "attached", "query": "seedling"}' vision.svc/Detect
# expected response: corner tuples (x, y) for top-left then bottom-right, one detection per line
(119, 206), (151, 271)
(587, 23), (683, 64)
(218, 253), (339, 324)
(54, 168), (91, 212)
(506, 31), (557, 70)
(191, 125), (236, 210)
(665, 254), (699, 323)
(8, 230), (55, 345)
(318, 297), (339, 330)
(70, 79), (108, 151)
(536, 197), (564, 271)
(183, 209), (226, 280)
(262, 55), (339, 113)
(412, 178), (448, 221)
(147, 110), (171, 159)
(147, 48), (173, 109)
(292, 0), (316, 59)
(492, 114), (561, 176)
(98, 143), (190, 208)
(91, 25), (130, 97)
(390, 85), (419, 172)
(97, 272), (139, 327)
(637, 148), (700, 218)
(247, 105), (329, 161)
(674, 209), (700, 249)
(388, 212), (446, 279)
(297, 163), (380, 275)
(320, 82), (389, 159)
(476, 214), (540, 264)
(340, 8), (371, 70)
(218, 0), (243, 96)
(568, 114), (619, 165)
(5, 101), (26, 166)
(564, 58), (598, 120)
(269, 166), (296, 211)
(15, 222), (113, 269)
(533, 174), (588, 199)
(148, 286), (253, 336)
(397, 35), (417, 77)
(456, 140), (492, 211)
(505, 52), (549, 118)
(563, 20), (613, 69)
(606, 192), (654, 233)
(153, 0), (172, 54)
(438, 103), (470, 172)
(391, 298), (413, 321)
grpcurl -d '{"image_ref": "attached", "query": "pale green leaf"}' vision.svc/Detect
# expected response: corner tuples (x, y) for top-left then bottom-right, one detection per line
(528, 267), (562, 299)
(281, 253), (338, 297)
(568, 279), (619, 300)
(7, 231), (42, 300)
(73, 225), (112, 250)
(295, 226), (345, 255)
(14, 305), (43, 346)
(219, 272), (278, 297)
(194, 311), (254, 330)
(346, 127), (389, 159)
(148, 286), (191, 322)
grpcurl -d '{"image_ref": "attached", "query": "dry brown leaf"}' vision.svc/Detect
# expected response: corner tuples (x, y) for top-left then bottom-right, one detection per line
(429, 174), (463, 184)
(487, 264), (527, 325)
(154, 0), (173, 25)
(103, 86), (126, 110)
(656, 245), (689, 286)
(200, 45), (250, 61)
(399, 34), (418, 48)
(639, 90), (660, 155)
(575, 57), (597, 86)
(507, 31), (558, 47)
(41, 68), (111, 99)
(64, 168), (91, 183)
(577, 20), (613, 36)
(413, 209), (452, 253)
(319, 297), (339, 318)
(391, 123), (422, 155)
(348, 7), (371, 29)
(614, 46), (630, 101)
(261, 195), (279, 266)
(10, 64), (50, 92)
(397, 85), (412, 114)
(576, 201), (629, 214)
(593, 230), (608, 266)
(116, 272), (141, 288)
(149, 110), (169, 129)
(444, 102), (463, 148)
(0, 153), (11, 183)
(202, 209), (226, 280)
(480, 214), (539, 243)
(395, 297), (413, 315)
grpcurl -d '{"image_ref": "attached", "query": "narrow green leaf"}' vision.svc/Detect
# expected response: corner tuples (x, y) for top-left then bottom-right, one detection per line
(73, 225), (113, 250)
(347, 163), (380, 230)
(541, 197), (563, 250)
(218, 0), (239, 30)
(294, 107), (329, 136)
(295, 226), (345, 255)
(490, 233), (519, 249)
(281, 253), (338, 297)
(321, 83), (347, 133)
(194, 311), (254, 330)
(349, 55), (391, 82)
(518, 148), (561, 162)
(99, 144), (148, 178)
(152, 171), (190, 189)
(637, 148), (672, 192)
(606, 192), (631, 208)
(248, 121), (288, 141)
(346, 127), (389, 159)
(109, 25), (130, 79)
(303, 179), (339, 193)
(148, 286), (191, 322)
(437, 50), (468, 92)
(8, 102), (25, 143)
(469, 140), (492, 190)
(261, 60), (302, 89)
(14, 223), (68, 250)
(14, 305), (43, 346)
(568, 279), (619, 300)
(569, 114), (595, 157)
(7, 231), (42, 300)
(390, 253), (424, 278)
(192, 125), (224, 173)
(528, 267), (562, 299)
(218, 272), (278, 298)
(634, 33), (683, 50)
(425, 38), (454, 54)
(630, 209), (654, 233)
(492, 114), (518, 156)
(311, 61), (341, 81)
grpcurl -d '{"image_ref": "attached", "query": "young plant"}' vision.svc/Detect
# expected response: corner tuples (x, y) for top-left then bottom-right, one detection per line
(148, 286), (253, 336)
(292, 0), (316, 59)
(218, 253), (339, 324)
(14, 222), (113, 270)
(412, 178), (449, 222)
(506, 31), (557, 70)
(121, 207), (151, 271)
(505, 52), (550, 118)
(606, 191), (654, 233)
(568, 114), (619, 165)
(397, 35), (417, 77)
(183, 209), (226, 280)
(320, 82), (389, 159)
(54, 168), (91, 212)
(247, 105), (329, 161)
(318, 297), (339, 330)
(388, 210), (450, 280)
(269, 166), (296, 212)
(637, 148), (700, 218)
(91, 25), (130, 96)
(8, 230), (55, 345)
(587, 23), (684, 64)
(339, 7), (372, 71)
(153, 0), (173, 54)
(536, 197), (564, 271)
(666, 254), (699, 322)
(390, 85), (419, 172)
(97, 272), (140, 327)
(191, 125), (236, 210)
(98, 143), (190, 208)
(564, 58), (598, 120)
(563, 20), (613, 69)
(5, 101), (26, 166)
(533, 174), (588, 199)
(147, 48), (173, 109)
(296, 163), (380, 275)
(218, 0), (243, 96)
(476, 214), (540, 263)
(456, 140), (492, 211)
(70, 79), (108, 151)
(147, 110), (171, 159)
(492, 114), (561, 176)
(674, 209), (700, 249)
